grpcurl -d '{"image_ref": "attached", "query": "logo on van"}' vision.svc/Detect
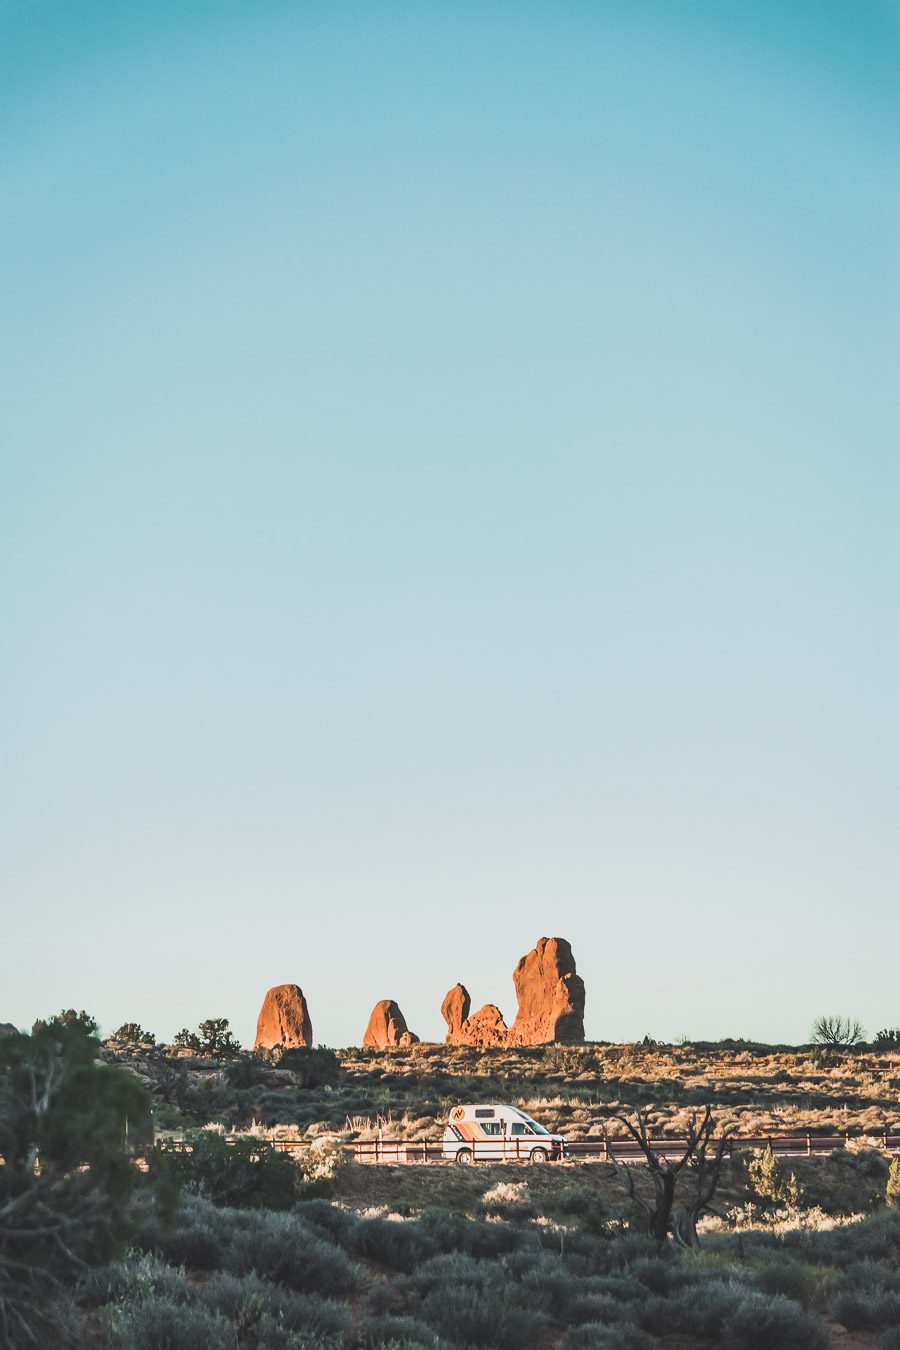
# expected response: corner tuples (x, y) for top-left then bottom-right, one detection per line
(450, 1107), (465, 1121)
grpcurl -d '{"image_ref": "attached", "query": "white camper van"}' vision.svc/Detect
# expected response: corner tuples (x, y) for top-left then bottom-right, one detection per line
(442, 1104), (567, 1164)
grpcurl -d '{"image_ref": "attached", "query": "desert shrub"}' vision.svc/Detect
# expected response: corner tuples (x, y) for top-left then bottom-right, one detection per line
(298, 1136), (350, 1190)
(752, 1256), (815, 1304)
(566, 1324), (654, 1350)
(408, 1252), (487, 1292)
(277, 1046), (343, 1088)
(746, 1143), (802, 1207)
(628, 1254), (682, 1295)
(151, 1134), (300, 1209)
(31, 1008), (99, 1035)
(295, 1198), (362, 1246)
(349, 1215), (434, 1273)
(197, 1018), (241, 1057)
(108, 1296), (232, 1349)
(198, 1270), (351, 1341)
(499, 1249), (583, 1318)
(873, 1029), (900, 1050)
(549, 1185), (595, 1218)
(481, 1181), (536, 1220)
(418, 1277), (543, 1349)
(172, 1029), (201, 1050)
(833, 1211), (900, 1262)
(224, 1210), (358, 1296)
(639, 1279), (746, 1337)
(888, 1157), (900, 1206)
(0, 1016), (151, 1346)
(831, 1286), (900, 1331)
(567, 1292), (628, 1325)
(880, 1331), (900, 1350)
(357, 1314), (440, 1347)
(223, 1058), (268, 1089)
(77, 1252), (191, 1309)
(852, 1149), (890, 1179)
(160, 1223), (226, 1271)
(839, 1261), (900, 1293)
(722, 1292), (830, 1350)
(812, 1014), (865, 1048)
(111, 1023), (156, 1047)
(418, 1208), (538, 1259)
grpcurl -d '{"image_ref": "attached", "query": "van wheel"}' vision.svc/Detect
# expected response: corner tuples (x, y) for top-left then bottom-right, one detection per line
(530, 1147), (548, 1164)
(455, 1149), (472, 1165)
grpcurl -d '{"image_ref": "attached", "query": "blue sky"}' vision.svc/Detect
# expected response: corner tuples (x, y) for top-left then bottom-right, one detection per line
(2, 1), (898, 1047)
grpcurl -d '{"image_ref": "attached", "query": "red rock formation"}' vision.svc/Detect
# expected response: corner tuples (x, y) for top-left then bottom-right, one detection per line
(464, 1004), (508, 1047)
(363, 999), (420, 1048)
(507, 937), (585, 1045)
(441, 983), (472, 1043)
(442, 937), (585, 1047)
(441, 985), (508, 1047)
(254, 984), (313, 1051)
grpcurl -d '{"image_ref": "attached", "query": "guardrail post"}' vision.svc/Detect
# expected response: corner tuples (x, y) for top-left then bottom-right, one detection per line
(806, 1132), (811, 1156)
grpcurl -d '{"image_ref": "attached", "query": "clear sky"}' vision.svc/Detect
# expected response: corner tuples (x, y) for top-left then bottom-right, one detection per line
(2, 1), (898, 1048)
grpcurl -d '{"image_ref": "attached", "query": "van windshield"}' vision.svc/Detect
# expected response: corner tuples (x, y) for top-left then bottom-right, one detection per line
(519, 1114), (551, 1135)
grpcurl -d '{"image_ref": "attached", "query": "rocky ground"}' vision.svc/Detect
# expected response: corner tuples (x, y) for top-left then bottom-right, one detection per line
(102, 1039), (900, 1144)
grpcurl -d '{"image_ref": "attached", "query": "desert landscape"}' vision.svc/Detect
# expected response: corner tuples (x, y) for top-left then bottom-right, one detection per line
(4, 1), (894, 1346)
(3, 936), (900, 1348)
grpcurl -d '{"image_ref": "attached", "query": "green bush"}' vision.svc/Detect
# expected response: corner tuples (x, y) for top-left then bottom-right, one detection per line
(108, 1296), (232, 1349)
(224, 1211), (358, 1297)
(199, 1270), (351, 1342)
(0, 1015), (151, 1344)
(295, 1198), (362, 1249)
(111, 1023), (156, 1047)
(419, 1278), (543, 1349)
(567, 1293), (627, 1326)
(500, 1250), (584, 1319)
(566, 1324), (654, 1350)
(151, 1135), (300, 1210)
(276, 1046), (343, 1088)
(160, 1224), (225, 1272)
(832, 1287), (900, 1331)
(77, 1253), (190, 1309)
(418, 1208), (538, 1259)
(746, 1143), (802, 1207)
(628, 1254), (681, 1295)
(838, 1261), (900, 1293)
(357, 1314), (440, 1347)
(722, 1293), (830, 1350)
(349, 1215), (435, 1274)
(752, 1257), (815, 1304)
(639, 1280), (746, 1337)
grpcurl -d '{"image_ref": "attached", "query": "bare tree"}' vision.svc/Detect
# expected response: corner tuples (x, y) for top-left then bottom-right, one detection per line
(811, 1014), (865, 1048)
(605, 1105), (732, 1246)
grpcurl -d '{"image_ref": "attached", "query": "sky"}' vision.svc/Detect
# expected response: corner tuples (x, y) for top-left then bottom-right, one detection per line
(2, 1), (898, 1049)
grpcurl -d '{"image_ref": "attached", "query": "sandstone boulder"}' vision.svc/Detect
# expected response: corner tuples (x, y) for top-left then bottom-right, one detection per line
(464, 1004), (508, 1047)
(254, 984), (313, 1051)
(507, 937), (585, 1045)
(363, 999), (420, 1048)
(441, 983), (472, 1043)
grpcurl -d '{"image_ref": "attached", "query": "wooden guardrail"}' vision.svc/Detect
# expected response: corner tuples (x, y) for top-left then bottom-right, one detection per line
(160, 1129), (900, 1165)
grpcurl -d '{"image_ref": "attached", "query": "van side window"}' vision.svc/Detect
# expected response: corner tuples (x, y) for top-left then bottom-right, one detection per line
(480, 1121), (502, 1135)
(510, 1123), (533, 1136)
(474, 1109), (495, 1119)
